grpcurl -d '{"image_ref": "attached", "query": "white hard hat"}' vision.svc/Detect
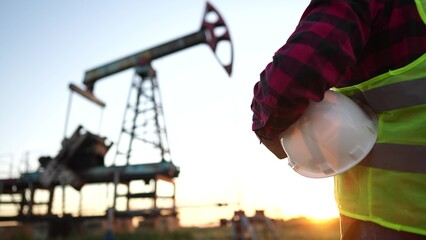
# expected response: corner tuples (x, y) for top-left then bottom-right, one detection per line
(280, 90), (378, 178)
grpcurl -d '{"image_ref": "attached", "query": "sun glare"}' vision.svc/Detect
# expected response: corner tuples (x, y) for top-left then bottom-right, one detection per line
(269, 173), (340, 222)
(305, 206), (339, 221)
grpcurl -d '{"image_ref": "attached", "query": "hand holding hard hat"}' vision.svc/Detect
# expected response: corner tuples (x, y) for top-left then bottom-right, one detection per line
(280, 90), (378, 178)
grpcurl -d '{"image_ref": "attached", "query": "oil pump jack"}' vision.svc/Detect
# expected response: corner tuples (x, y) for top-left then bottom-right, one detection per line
(0, 1), (233, 235)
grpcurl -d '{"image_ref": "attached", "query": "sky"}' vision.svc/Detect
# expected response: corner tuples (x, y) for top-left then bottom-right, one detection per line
(0, 0), (338, 227)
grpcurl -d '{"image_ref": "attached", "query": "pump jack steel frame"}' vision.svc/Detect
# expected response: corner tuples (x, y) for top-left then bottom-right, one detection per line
(0, 2), (233, 235)
(66, 0), (233, 220)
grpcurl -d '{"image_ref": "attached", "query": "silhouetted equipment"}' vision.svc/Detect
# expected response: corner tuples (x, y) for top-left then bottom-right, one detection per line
(39, 125), (112, 190)
(231, 210), (281, 240)
(0, 1), (233, 238)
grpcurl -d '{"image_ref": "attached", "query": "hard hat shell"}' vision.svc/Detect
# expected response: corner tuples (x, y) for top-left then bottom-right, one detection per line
(280, 90), (378, 178)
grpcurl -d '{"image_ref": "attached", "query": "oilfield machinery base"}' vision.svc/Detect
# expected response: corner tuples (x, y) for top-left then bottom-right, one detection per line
(0, 1), (233, 237)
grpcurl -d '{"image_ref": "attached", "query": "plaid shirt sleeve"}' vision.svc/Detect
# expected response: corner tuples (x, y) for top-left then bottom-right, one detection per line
(251, 0), (378, 141)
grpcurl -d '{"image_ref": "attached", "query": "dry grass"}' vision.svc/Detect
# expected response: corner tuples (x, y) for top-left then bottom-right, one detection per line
(181, 217), (340, 240)
(276, 217), (340, 240)
(6, 217), (341, 240)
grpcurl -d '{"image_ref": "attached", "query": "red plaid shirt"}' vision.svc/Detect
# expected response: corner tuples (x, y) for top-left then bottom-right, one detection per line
(251, 0), (426, 141)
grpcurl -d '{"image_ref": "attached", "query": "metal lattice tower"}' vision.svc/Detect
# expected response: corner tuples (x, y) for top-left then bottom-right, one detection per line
(113, 64), (171, 166)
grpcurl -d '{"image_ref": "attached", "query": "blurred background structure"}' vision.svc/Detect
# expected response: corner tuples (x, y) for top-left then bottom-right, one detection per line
(0, 0), (338, 238)
(0, 2), (234, 238)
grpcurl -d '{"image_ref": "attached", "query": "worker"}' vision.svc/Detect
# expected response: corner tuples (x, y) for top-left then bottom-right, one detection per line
(250, 0), (426, 239)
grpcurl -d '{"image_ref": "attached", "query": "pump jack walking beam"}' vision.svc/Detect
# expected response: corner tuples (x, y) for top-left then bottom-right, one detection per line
(70, 2), (233, 106)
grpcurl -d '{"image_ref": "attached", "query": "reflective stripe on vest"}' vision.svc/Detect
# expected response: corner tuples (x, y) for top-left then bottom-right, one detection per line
(347, 77), (426, 172)
(362, 143), (426, 173)
(351, 77), (426, 112)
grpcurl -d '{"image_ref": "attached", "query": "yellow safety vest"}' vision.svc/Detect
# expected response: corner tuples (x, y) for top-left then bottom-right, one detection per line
(334, 1), (426, 235)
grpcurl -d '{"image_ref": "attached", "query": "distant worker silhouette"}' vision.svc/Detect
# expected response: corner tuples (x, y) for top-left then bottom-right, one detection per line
(251, 0), (426, 239)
